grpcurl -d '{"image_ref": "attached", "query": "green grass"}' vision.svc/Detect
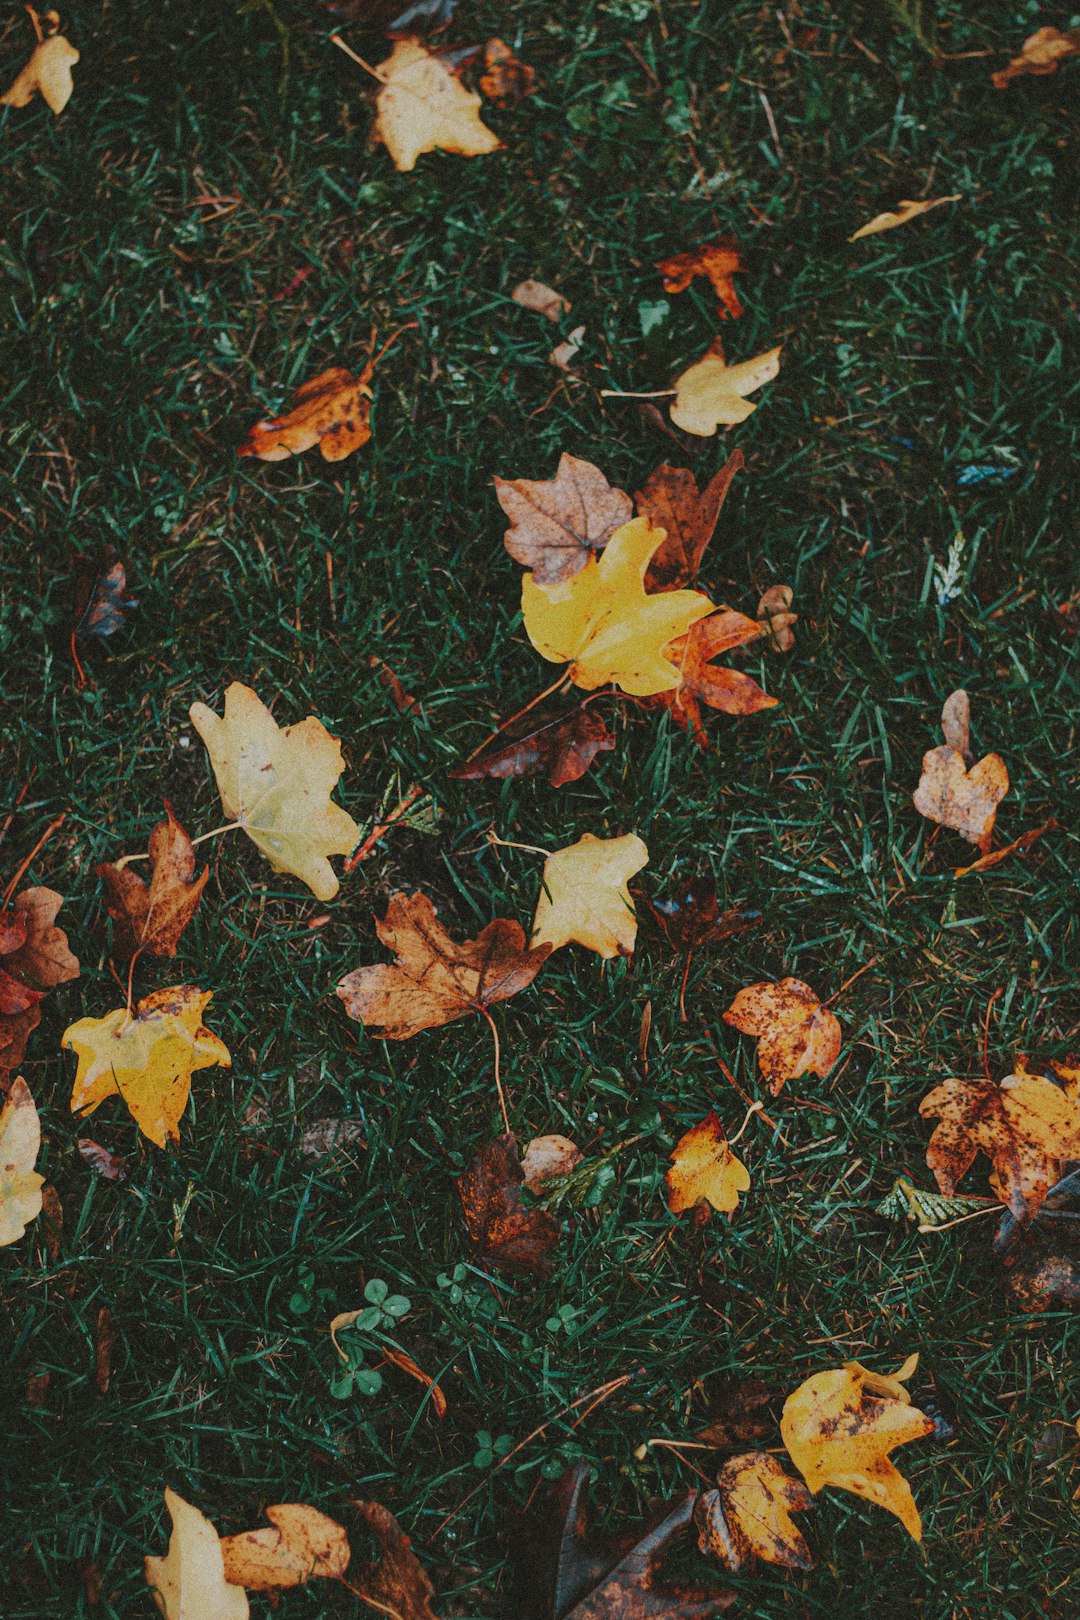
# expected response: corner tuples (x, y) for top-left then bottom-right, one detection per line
(2, 0), (1079, 1614)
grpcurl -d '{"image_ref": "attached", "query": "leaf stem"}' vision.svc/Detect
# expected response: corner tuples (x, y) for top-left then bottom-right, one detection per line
(462, 670), (573, 763)
(728, 1099), (763, 1145)
(918, 1204), (1000, 1235)
(475, 1003), (510, 1134)
(599, 388), (677, 399)
(485, 830), (552, 860)
(329, 32), (387, 82)
(113, 822), (239, 869)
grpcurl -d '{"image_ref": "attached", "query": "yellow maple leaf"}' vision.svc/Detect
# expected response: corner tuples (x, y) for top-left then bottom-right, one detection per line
(670, 340), (782, 437)
(848, 196), (960, 241)
(63, 987), (231, 1149)
(781, 1360), (933, 1540)
(374, 39), (502, 173)
(695, 1451), (813, 1570)
(532, 832), (648, 958)
(1, 14), (79, 116)
(665, 1111), (750, 1215)
(521, 517), (715, 695)
(145, 1488), (249, 1620)
(0, 1077), (45, 1246)
(189, 683), (362, 901)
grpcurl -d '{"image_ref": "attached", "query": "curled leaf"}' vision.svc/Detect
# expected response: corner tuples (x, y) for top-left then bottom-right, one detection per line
(670, 340), (781, 437)
(848, 196), (960, 241)
(657, 240), (746, 319)
(511, 279), (570, 322)
(239, 366), (372, 463)
(992, 26), (1080, 89)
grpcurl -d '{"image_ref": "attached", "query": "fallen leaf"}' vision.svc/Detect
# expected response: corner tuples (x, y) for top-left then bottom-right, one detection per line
(940, 688), (971, 758)
(380, 1343), (448, 1417)
(337, 890), (550, 1040)
(635, 453), (744, 593)
(94, 1305), (114, 1396)
(0, 1007), (41, 1081)
(189, 682), (362, 901)
(450, 705), (615, 789)
(954, 820), (1055, 877)
(994, 1166), (1080, 1311)
(72, 546), (137, 638)
(368, 654), (420, 714)
(695, 1451), (813, 1571)
(521, 1133), (583, 1191)
(665, 1111), (750, 1215)
(913, 694), (1009, 853)
(521, 517), (716, 695)
(509, 1460), (734, 1618)
(549, 324), (585, 372)
(511, 280), (569, 322)
(875, 1175), (988, 1228)
(64, 986), (231, 1149)
(458, 1133), (561, 1277)
(238, 367), (373, 463)
(649, 876), (760, 953)
(41, 1182), (62, 1258)
(349, 1500), (440, 1620)
(77, 1138), (128, 1181)
(697, 1379), (775, 1452)
(756, 584), (797, 651)
(495, 453), (633, 586)
(650, 609), (775, 745)
(532, 831), (648, 959)
(992, 26), (1080, 89)
(219, 1504), (350, 1591)
(842, 1352), (921, 1405)
(98, 805), (209, 959)
(780, 1361), (933, 1540)
(2, 886), (80, 991)
(26, 1369), (51, 1406)
(723, 978), (841, 1096)
(374, 39), (501, 172)
(145, 1488), (249, 1620)
(848, 196), (961, 241)
(0, 1077), (45, 1246)
(657, 240), (746, 319)
(670, 339), (782, 437)
(480, 39), (536, 105)
(1, 14), (79, 115)
(80, 1560), (103, 1608)
(919, 1068), (1080, 1222)
(299, 1117), (367, 1160)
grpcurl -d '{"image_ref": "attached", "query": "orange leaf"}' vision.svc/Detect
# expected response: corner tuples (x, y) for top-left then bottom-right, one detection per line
(239, 367), (372, 463)
(665, 1111), (750, 1215)
(657, 240), (746, 319)
(98, 804), (208, 959)
(479, 38), (536, 106)
(649, 610), (775, 746)
(635, 452), (744, 593)
(219, 1504), (350, 1591)
(993, 26), (1080, 88)
(723, 978), (841, 1096)
(458, 1133), (561, 1277)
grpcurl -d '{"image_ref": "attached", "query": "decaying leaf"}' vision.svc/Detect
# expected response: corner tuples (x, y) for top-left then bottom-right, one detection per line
(954, 821), (1055, 878)
(848, 196), (960, 242)
(0, 886), (79, 1077)
(549, 324), (585, 372)
(349, 1500), (440, 1620)
(992, 26), (1080, 89)
(649, 876), (760, 954)
(189, 682), (362, 902)
(695, 1451), (813, 1571)
(72, 546), (137, 639)
(337, 890), (550, 1040)
(1, 11), (79, 116)
(0, 1077), (45, 1247)
(94, 1304), (114, 1396)
(697, 1378), (774, 1452)
(522, 517), (716, 695)
(532, 832), (648, 959)
(480, 38), (536, 105)
(649, 609), (775, 746)
(511, 279), (570, 322)
(918, 1068), (1080, 1222)
(780, 1361), (933, 1540)
(994, 1166), (1080, 1312)
(299, 1117), (367, 1160)
(451, 705), (615, 789)
(0, 1008), (41, 1082)
(219, 1504), (350, 1591)
(98, 805), (209, 960)
(458, 1133), (561, 1277)
(657, 240), (746, 320)
(913, 690), (1009, 852)
(940, 688), (971, 758)
(756, 584), (796, 651)
(521, 1133), (583, 1192)
(635, 453), (743, 593)
(495, 454), (633, 586)
(374, 39), (501, 172)
(875, 1175), (988, 1228)
(41, 1182), (62, 1259)
(665, 1111), (750, 1216)
(238, 367), (373, 463)
(723, 978), (841, 1096)
(144, 1488), (249, 1620)
(77, 1137), (129, 1182)
(64, 986), (231, 1149)
(670, 339), (781, 437)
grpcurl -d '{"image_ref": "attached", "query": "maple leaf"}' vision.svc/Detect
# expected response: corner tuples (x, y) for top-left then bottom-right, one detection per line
(665, 1111), (750, 1216)
(458, 1133), (561, 1277)
(780, 1361), (933, 1540)
(919, 1068), (1080, 1222)
(657, 240), (746, 319)
(189, 682), (362, 901)
(64, 986), (231, 1149)
(219, 1504), (350, 1591)
(635, 452), (743, 593)
(480, 38), (536, 106)
(995, 1166), (1080, 1312)
(373, 39), (501, 172)
(451, 705), (615, 789)
(723, 978), (841, 1096)
(695, 1451), (813, 1572)
(913, 746), (1009, 852)
(532, 831), (648, 959)
(0, 886), (79, 1075)
(145, 1489), (249, 1620)
(649, 610), (776, 745)
(521, 517), (716, 695)
(756, 584), (797, 651)
(649, 876), (760, 954)
(98, 805), (209, 960)
(72, 546), (137, 638)
(239, 366), (373, 462)
(511, 280), (570, 322)
(992, 26), (1080, 88)
(848, 196), (960, 241)
(495, 453), (633, 586)
(348, 1501), (440, 1620)
(0, 1077), (45, 1247)
(1, 11), (79, 116)
(670, 338), (782, 437)
(337, 890), (550, 1040)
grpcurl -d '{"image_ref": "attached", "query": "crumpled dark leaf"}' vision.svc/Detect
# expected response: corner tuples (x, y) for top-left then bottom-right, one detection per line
(72, 547), (137, 639)
(451, 706), (615, 789)
(648, 876), (760, 954)
(459, 1133), (561, 1278)
(994, 1165), (1080, 1311)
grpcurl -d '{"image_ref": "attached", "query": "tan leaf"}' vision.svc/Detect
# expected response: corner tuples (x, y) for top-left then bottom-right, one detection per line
(954, 820), (1055, 878)
(144, 1488), (249, 1620)
(549, 324), (585, 371)
(992, 26), (1080, 89)
(532, 832), (648, 959)
(494, 453), (633, 585)
(657, 240), (746, 319)
(670, 339), (781, 437)
(635, 452), (743, 593)
(848, 196), (960, 241)
(98, 805), (209, 959)
(521, 1133), (583, 1191)
(695, 1451), (813, 1571)
(723, 978), (841, 1096)
(0, 1077), (45, 1247)
(374, 39), (501, 172)
(665, 1111), (750, 1215)
(511, 279), (570, 322)
(238, 367), (372, 463)
(219, 1504), (350, 1591)
(5, 887), (80, 989)
(94, 1304), (114, 1396)
(1, 27), (79, 116)
(756, 584), (797, 651)
(940, 689), (971, 758)
(913, 746), (1009, 852)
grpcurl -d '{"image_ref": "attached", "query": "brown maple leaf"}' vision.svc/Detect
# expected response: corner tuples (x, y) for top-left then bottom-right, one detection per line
(346, 1501), (440, 1619)
(458, 1133), (561, 1277)
(635, 452), (744, 593)
(494, 454), (633, 585)
(450, 705), (615, 789)
(648, 610), (776, 745)
(0, 886), (79, 1077)
(98, 804), (209, 960)
(479, 37), (536, 105)
(657, 240), (746, 320)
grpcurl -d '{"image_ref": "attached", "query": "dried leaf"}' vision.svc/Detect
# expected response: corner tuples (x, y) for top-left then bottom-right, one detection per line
(0, 1006), (41, 1081)
(495, 454), (633, 586)
(349, 1500), (440, 1620)
(98, 805), (209, 959)
(697, 1379), (774, 1452)
(3, 886), (79, 991)
(72, 546), (137, 638)
(635, 452), (743, 593)
(337, 890), (550, 1040)
(670, 339), (781, 437)
(549, 324), (585, 372)
(665, 1112), (750, 1216)
(532, 832), (648, 959)
(238, 366), (372, 463)
(848, 195), (960, 241)
(780, 1361), (933, 1540)
(954, 820), (1055, 878)
(649, 876), (760, 954)
(64, 986), (231, 1150)
(451, 705), (615, 789)
(0, 1077), (44, 1246)
(380, 1343), (448, 1417)
(695, 1451), (813, 1571)
(480, 38), (536, 105)
(219, 1504), (350, 1591)
(78, 1137), (128, 1182)
(657, 240), (746, 319)
(94, 1305), (114, 1396)
(374, 39), (501, 172)
(1, 24), (79, 115)
(940, 689), (971, 758)
(299, 1117), (367, 1160)
(723, 978), (841, 1096)
(458, 1133), (561, 1277)
(521, 1134), (583, 1191)
(992, 26), (1080, 89)
(756, 584), (796, 651)
(994, 1166), (1080, 1311)
(511, 280), (569, 321)
(649, 609), (775, 745)
(145, 1489), (249, 1620)
(189, 682), (362, 901)
(913, 747), (1009, 853)
(40, 1182), (62, 1259)
(368, 655), (420, 714)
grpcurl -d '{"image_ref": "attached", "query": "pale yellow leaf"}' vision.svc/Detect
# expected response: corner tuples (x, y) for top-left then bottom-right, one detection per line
(848, 196), (960, 242)
(532, 831), (648, 958)
(0, 1077), (44, 1246)
(1, 32), (79, 115)
(144, 1488), (249, 1620)
(669, 341), (781, 437)
(374, 40), (501, 173)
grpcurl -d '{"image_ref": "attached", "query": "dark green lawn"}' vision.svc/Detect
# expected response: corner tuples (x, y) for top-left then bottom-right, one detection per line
(2, 1), (1079, 1615)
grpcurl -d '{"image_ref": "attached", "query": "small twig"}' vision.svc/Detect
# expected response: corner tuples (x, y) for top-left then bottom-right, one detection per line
(122, 945), (145, 1024)
(360, 319), (419, 382)
(758, 89), (783, 163)
(702, 1029), (786, 1141)
(678, 953), (693, 1023)
(982, 987), (1003, 1083)
(1, 813), (67, 910)
(640, 1438), (714, 1486)
(463, 670), (573, 763)
(0, 773), (35, 855)
(475, 1003), (510, 1134)
(330, 32), (387, 82)
(344, 788), (424, 873)
(826, 955), (878, 1005)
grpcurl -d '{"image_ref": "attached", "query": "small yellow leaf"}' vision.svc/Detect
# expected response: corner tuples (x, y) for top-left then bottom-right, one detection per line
(521, 516), (715, 694)
(670, 341), (781, 437)
(695, 1451), (813, 1570)
(1, 31), (80, 116)
(665, 1111), (750, 1215)
(144, 1488), (249, 1620)
(374, 39), (501, 173)
(532, 832), (648, 958)
(848, 196), (960, 241)
(0, 1077), (45, 1246)
(189, 682), (362, 901)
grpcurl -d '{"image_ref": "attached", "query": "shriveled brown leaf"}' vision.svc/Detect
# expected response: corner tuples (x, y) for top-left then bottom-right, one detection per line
(697, 1378), (774, 1452)
(511, 279), (569, 322)
(992, 26), (1080, 88)
(648, 610), (775, 746)
(40, 1183), (63, 1260)
(848, 196), (960, 242)
(521, 1133), (583, 1192)
(219, 1504), (350, 1591)
(349, 1499), (440, 1620)
(239, 366), (373, 463)
(994, 1166), (1080, 1311)
(450, 705), (615, 789)
(458, 1133), (561, 1277)
(299, 1117), (367, 1160)
(756, 584), (796, 651)
(4, 887), (80, 991)
(380, 1344), (448, 1418)
(26, 1369), (51, 1407)
(494, 453), (633, 585)
(954, 820), (1055, 878)
(368, 655), (421, 714)
(723, 978), (841, 1096)
(337, 891), (550, 1041)
(94, 1305), (114, 1396)
(695, 1452), (813, 1571)
(98, 805), (208, 960)
(0, 1006), (41, 1081)
(635, 452), (743, 592)
(72, 546), (137, 640)
(648, 876), (761, 954)
(78, 1138), (128, 1181)
(549, 324), (585, 372)
(657, 240), (746, 320)
(480, 38), (536, 105)
(914, 746), (1009, 852)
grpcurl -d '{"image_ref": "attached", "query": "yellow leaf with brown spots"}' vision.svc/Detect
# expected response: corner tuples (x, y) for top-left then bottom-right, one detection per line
(219, 1504), (350, 1591)
(694, 1451), (813, 1571)
(723, 978), (841, 1096)
(665, 1111), (750, 1216)
(238, 367), (373, 463)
